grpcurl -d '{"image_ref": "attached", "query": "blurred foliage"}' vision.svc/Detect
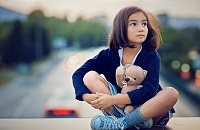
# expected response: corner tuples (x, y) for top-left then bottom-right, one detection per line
(1, 9), (200, 81)
(159, 26), (200, 78)
(0, 10), (108, 67)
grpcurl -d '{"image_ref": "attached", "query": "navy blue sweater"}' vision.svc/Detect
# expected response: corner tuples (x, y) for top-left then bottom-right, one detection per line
(72, 46), (163, 106)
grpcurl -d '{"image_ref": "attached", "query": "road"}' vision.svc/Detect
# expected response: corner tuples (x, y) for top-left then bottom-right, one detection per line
(0, 47), (199, 118)
(160, 77), (200, 117)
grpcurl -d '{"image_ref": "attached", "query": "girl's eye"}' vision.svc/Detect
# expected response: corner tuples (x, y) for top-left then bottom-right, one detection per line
(130, 23), (136, 26)
(142, 22), (147, 27)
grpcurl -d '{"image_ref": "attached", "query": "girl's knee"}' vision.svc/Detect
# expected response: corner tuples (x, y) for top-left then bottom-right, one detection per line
(83, 71), (109, 94)
(164, 87), (179, 103)
(83, 71), (98, 84)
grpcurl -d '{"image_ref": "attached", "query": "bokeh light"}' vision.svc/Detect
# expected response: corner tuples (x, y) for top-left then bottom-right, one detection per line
(181, 63), (190, 73)
(171, 60), (181, 69)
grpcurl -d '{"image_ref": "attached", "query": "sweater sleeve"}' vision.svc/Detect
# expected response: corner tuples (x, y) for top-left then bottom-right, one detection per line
(127, 51), (161, 106)
(72, 50), (106, 101)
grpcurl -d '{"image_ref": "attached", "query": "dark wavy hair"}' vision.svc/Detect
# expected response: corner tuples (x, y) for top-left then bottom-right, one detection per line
(107, 6), (162, 51)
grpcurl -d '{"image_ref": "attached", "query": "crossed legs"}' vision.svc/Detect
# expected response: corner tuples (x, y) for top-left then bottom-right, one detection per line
(83, 71), (179, 124)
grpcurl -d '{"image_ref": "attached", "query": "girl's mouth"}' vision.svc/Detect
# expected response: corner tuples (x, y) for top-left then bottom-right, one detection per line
(137, 34), (145, 37)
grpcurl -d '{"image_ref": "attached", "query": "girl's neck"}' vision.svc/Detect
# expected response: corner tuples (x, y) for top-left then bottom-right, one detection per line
(121, 45), (142, 66)
(123, 44), (142, 54)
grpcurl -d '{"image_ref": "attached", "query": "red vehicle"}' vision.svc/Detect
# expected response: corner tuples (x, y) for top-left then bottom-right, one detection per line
(43, 91), (80, 118)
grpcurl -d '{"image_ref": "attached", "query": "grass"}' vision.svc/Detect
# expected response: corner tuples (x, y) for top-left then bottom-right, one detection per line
(0, 68), (15, 88)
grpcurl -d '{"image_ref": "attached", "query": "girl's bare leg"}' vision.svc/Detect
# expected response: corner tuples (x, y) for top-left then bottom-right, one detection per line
(83, 71), (110, 94)
(140, 87), (179, 124)
(83, 71), (114, 113)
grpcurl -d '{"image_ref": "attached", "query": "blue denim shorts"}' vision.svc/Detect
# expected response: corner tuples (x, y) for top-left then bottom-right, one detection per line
(101, 81), (125, 118)
(153, 111), (173, 127)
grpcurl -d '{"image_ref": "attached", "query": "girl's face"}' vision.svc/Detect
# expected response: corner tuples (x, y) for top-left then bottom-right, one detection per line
(127, 12), (148, 46)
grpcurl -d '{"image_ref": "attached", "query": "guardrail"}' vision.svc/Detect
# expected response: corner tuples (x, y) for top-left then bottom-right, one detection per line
(160, 71), (200, 106)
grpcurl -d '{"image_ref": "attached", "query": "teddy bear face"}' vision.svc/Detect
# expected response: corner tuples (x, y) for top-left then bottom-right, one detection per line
(124, 65), (147, 86)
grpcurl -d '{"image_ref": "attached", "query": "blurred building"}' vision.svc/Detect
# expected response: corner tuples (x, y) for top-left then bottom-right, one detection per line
(158, 14), (200, 29)
(0, 6), (27, 22)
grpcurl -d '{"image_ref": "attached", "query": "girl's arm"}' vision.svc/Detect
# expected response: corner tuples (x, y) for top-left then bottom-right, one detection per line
(82, 93), (100, 104)
(91, 93), (131, 110)
(128, 50), (161, 106)
(72, 49), (107, 101)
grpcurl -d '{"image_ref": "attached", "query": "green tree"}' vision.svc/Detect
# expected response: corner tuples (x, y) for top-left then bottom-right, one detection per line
(160, 26), (200, 77)
(1, 20), (23, 65)
(23, 10), (50, 62)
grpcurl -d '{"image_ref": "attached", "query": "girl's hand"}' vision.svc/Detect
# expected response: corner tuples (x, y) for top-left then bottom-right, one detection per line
(91, 92), (114, 110)
(82, 93), (100, 104)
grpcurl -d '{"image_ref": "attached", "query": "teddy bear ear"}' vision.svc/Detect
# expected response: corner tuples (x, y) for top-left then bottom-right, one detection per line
(143, 70), (147, 76)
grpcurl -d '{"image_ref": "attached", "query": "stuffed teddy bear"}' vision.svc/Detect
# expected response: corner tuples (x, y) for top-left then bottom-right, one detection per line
(116, 64), (147, 114)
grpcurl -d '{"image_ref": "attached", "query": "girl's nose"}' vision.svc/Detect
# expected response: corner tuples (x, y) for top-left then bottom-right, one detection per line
(138, 26), (144, 32)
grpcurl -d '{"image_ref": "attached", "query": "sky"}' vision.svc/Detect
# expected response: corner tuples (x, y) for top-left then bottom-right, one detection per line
(1, 0), (200, 22)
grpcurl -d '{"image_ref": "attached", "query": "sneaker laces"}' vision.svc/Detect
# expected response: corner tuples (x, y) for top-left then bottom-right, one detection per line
(102, 115), (125, 130)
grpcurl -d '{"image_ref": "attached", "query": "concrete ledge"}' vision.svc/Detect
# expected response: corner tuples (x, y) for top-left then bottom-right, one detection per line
(165, 117), (200, 130)
(0, 117), (199, 130)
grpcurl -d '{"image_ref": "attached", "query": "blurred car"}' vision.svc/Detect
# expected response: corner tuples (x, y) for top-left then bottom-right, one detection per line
(43, 90), (80, 118)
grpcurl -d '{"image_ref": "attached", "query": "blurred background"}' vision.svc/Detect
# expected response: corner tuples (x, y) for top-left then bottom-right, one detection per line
(0, 0), (200, 118)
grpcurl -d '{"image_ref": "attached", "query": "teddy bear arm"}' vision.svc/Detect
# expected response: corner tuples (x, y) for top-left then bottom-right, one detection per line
(124, 105), (136, 115)
(116, 66), (125, 88)
(121, 86), (137, 94)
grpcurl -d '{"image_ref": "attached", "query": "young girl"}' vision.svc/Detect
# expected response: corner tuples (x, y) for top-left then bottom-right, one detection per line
(72, 6), (179, 130)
